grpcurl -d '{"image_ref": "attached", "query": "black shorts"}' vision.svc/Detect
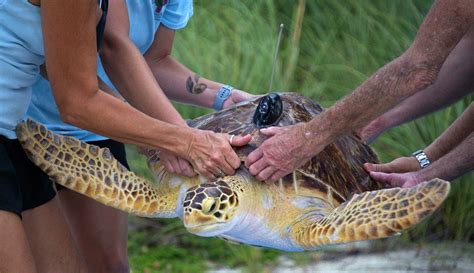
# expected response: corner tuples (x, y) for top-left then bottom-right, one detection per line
(0, 136), (129, 216)
(0, 135), (56, 216)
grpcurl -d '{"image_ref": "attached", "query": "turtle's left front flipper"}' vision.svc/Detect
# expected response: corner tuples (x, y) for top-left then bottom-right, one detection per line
(290, 179), (450, 249)
(16, 119), (177, 218)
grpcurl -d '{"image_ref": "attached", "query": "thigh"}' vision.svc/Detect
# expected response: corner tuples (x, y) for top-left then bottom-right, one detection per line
(9, 137), (87, 273)
(0, 140), (36, 273)
(59, 189), (129, 272)
(0, 210), (37, 273)
(22, 197), (87, 273)
(58, 139), (129, 272)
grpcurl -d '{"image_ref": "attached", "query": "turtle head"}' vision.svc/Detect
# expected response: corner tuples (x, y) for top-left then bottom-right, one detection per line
(182, 180), (244, 237)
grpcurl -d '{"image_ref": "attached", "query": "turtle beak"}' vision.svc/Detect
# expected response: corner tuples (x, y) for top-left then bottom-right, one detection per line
(183, 211), (228, 237)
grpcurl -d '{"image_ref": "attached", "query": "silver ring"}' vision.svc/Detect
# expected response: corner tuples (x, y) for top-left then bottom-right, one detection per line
(217, 169), (225, 177)
(229, 134), (235, 145)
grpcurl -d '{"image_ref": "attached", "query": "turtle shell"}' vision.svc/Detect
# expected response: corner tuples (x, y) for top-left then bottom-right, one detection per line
(188, 92), (383, 201)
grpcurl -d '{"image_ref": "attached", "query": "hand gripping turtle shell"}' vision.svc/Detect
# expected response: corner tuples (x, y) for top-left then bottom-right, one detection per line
(16, 93), (450, 251)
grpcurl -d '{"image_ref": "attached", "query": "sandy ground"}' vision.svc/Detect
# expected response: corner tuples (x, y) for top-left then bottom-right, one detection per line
(207, 241), (474, 273)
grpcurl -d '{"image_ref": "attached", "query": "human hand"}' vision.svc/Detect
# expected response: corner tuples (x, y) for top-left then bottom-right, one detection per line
(136, 146), (196, 177)
(160, 151), (197, 177)
(369, 171), (421, 188)
(364, 156), (421, 174)
(245, 123), (316, 183)
(186, 129), (252, 179)
(222, 89), (260, 109)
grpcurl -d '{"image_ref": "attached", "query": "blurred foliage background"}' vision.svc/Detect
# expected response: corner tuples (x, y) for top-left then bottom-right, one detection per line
(126, 0), (473, 272)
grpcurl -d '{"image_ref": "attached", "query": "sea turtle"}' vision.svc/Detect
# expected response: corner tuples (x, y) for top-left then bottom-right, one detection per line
(16, 93), (450, 251)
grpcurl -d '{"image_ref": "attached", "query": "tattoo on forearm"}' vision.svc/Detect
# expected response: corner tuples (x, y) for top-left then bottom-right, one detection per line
(186, 74), (208, 94)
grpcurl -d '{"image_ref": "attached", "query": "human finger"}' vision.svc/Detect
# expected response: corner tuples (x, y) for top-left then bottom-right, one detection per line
(209, 152), (235, 176)
(259, 127), (281, 136)
(215, 160), (235, 176)
(245, 148), (263, 168)
(228, 134), (252, 146)
(255, 166), (277, 182)
(221, 147), (241, 171)
(196, 166), (216, 180)
(163, 159), (175, 174)
(269, 170), (288, 183)
(191, 159), (214, 180)
(178, 158), (197, 177)
(169, 156), (182, 174)
(209, 162), (232, 178)
(363, 162), (394, 173)
(402, 179), (419, 188)
(248, 158), (268, 176)
(369, 172), (403, 187)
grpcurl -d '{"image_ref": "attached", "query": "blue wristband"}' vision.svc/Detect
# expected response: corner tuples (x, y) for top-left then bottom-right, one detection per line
(213, 85), (233, 110)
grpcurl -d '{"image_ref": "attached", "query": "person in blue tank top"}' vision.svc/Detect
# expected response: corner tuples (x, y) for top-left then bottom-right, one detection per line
(28, 1), (255, 272)
(0, 0), (253, 272)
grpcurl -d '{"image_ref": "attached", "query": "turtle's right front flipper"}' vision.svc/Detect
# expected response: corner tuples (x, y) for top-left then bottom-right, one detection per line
(290, 179), (450, 249)
(16, 119), (177, 218)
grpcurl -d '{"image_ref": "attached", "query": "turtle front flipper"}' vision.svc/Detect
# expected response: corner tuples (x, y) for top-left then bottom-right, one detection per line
(290, 179), (450, 249)
(16, 119), (177, 218)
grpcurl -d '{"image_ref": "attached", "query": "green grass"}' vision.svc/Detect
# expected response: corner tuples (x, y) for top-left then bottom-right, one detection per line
(127, 1), (473, 272)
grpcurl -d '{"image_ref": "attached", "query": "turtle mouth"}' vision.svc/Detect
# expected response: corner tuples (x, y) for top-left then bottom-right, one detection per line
(186, 222), (228, 237)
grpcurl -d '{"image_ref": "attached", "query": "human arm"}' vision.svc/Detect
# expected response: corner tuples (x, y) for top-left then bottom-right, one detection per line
(370, 132), (473, 188)
(246, 0), (474, 182)
(364, 103), (473, 174)
(41, 0), (249, 179)
(143, 25), (255, 109)
(100, 0), (195, 176)
(361, 25), (474, 143)
(40, 64), (122, 99)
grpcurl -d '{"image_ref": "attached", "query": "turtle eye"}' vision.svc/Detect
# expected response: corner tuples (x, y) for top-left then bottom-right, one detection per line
(201, 198), (219, 215)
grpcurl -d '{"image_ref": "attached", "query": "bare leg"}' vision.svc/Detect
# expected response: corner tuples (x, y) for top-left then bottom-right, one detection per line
(0, 211), (37, 273)
(22, 197), (86, 273)
(59, 189), (129, 273)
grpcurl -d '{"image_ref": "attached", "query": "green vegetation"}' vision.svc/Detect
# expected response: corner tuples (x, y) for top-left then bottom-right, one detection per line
(127, 0), (473, 272)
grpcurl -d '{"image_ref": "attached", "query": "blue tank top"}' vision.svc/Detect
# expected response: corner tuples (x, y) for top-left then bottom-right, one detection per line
(27, 0), (193, 141)
(0, 0), (44, 139)
(0, 0), (192, 140)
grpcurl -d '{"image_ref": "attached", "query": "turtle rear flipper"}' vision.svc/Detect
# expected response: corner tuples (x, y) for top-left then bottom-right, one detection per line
(291, 179), (450, 249)
(16, 119), (177, 218)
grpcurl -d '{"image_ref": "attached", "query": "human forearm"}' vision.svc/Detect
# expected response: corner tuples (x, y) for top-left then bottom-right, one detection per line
(146, 54), (223, 108)
(417, 133), (473, 182)
(424, 103), (473, 161)
(144, 25), (251, 109)
(369, 134), (473, 187)
(60, 88), (191, 153)
(367, 25), (474, 135)
(364, 103), (473, 175)
(307, 0), (474, 146)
